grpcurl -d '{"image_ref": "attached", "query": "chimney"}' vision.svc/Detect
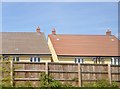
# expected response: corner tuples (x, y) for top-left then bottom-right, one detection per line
(106, 29), (111, 36)
(36, 26), (40, 33)
(52, 28), (56, 35)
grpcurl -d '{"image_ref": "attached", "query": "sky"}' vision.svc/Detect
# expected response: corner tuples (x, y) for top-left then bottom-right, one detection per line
(2, 2), (119, 38)
(0, 3), (2, 32)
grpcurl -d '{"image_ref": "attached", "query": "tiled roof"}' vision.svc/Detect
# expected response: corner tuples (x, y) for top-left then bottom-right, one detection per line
(118, 40), (120, 56)
(0, 32), (51, 54)
(48, 34), (119, 56)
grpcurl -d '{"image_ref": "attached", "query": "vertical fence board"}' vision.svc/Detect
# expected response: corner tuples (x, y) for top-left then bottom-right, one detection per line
(108, 64), (112, 84)
(78, 63), (82, 87)
(10, 60), (13, 87)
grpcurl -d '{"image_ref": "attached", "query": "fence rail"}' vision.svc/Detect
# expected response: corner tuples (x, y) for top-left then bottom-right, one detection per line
(0, 61), (120, 87)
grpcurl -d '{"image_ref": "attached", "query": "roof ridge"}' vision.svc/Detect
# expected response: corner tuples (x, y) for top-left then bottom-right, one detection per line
(49, 34), (115, 36)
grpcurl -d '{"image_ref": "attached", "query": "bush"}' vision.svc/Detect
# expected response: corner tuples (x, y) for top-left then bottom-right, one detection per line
(39, 73), (72, 87)
(84, 79), (119, 88)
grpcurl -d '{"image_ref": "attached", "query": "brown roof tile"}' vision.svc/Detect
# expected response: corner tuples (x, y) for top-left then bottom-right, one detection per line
(48, 34), (119, 56)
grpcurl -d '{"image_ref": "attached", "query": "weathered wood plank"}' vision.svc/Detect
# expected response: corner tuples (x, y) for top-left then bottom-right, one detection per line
(108, 64), (112, 84)
(78, 63), (82, 87)
(14, 70), (45, 72)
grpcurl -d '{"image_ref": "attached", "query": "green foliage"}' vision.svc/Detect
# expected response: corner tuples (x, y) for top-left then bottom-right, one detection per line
(39, 73), (72, 87)
(72, 77), (78, 82)
(25, 81), (32, 87)
(0, 60), (12, 87)
(84, 79), (119, 88)
(93, 79), (110, 87)
(39, 73), (61, 87)
(111, 81), (119, 88)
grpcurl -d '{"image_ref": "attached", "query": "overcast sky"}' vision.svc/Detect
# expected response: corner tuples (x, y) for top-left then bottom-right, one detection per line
(2, 2), (118, 38)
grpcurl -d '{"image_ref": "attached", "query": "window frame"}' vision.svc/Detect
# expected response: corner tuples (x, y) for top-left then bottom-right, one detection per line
(75, 58), (84, 64)
(13, 57), (20, 62)
(111, 57), (120, 65)
(92, 57), (104, 64)
(30, 57), (40, 62)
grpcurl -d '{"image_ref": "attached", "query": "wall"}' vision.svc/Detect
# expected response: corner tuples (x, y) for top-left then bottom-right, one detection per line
(58, 56), (111, 64)
(4, 55), (51, 62)
(48, 37), (59, 62)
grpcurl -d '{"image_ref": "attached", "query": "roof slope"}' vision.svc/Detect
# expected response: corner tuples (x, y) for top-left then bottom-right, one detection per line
(48, 34), (119, 56)
(118, 40), (120, 56)
(1, 32), (51, 54)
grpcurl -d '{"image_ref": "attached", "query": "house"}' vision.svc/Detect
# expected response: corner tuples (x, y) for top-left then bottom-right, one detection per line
(48, 28), (119, 65)
(0, 27), (51, 62)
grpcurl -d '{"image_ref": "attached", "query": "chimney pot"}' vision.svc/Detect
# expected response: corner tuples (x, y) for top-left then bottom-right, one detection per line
(36, 26), (40, 33)
(52, 28), (56, 35)
(106, 29), (111, 36)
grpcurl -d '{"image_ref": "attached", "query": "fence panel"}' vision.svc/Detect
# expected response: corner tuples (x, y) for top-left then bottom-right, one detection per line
(13, 62), (46, 87)
(48, 63), (78, 86)
(0, 62), (119, 87)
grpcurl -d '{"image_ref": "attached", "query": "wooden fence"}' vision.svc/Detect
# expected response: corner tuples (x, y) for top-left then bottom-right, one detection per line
(0, 61), (120, 87)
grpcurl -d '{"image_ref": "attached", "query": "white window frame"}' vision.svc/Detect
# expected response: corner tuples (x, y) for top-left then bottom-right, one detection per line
(75, 58), (84, 64)
(30, 57), (40, 62)
(111, 57), (120, 65)
(13, 57), (19, 62)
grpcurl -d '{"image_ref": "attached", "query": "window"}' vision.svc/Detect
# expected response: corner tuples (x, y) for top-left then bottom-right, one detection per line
(13, 57), (19, 62)
(111, 57), (120, 65)
(92, 57), (104, 64)
(3, 56), (9, 61)
(30, 57), (40, 62)
(75, 58), (84, 63)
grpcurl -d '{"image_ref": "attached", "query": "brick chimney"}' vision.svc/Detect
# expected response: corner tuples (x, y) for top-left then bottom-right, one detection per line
(36, 26), (40, 33)
(52, 28), (56, 35)
(106, 30), (111, 36)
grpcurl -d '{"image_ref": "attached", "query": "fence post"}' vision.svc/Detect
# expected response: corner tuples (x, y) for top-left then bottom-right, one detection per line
(10, 60), (13, 87)
(45, 62), (48, 75)
(0, 61), (2, 84)
(78, 63), (82, 87)
(108, 64), (111, 85)
(0, 57), (3, 83)
(45, 62), (48, 84)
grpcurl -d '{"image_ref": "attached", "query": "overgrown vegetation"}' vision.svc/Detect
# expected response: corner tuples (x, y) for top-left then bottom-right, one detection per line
(0, 60), (12, 87)
(84, 79), (119, 88)
(39, 73), (72, 87)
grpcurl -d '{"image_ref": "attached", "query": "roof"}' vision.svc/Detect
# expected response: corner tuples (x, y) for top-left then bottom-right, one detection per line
(48, 34), (119, 56)
(1, 32), (51, 55)
(118, 40), (120, 56)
